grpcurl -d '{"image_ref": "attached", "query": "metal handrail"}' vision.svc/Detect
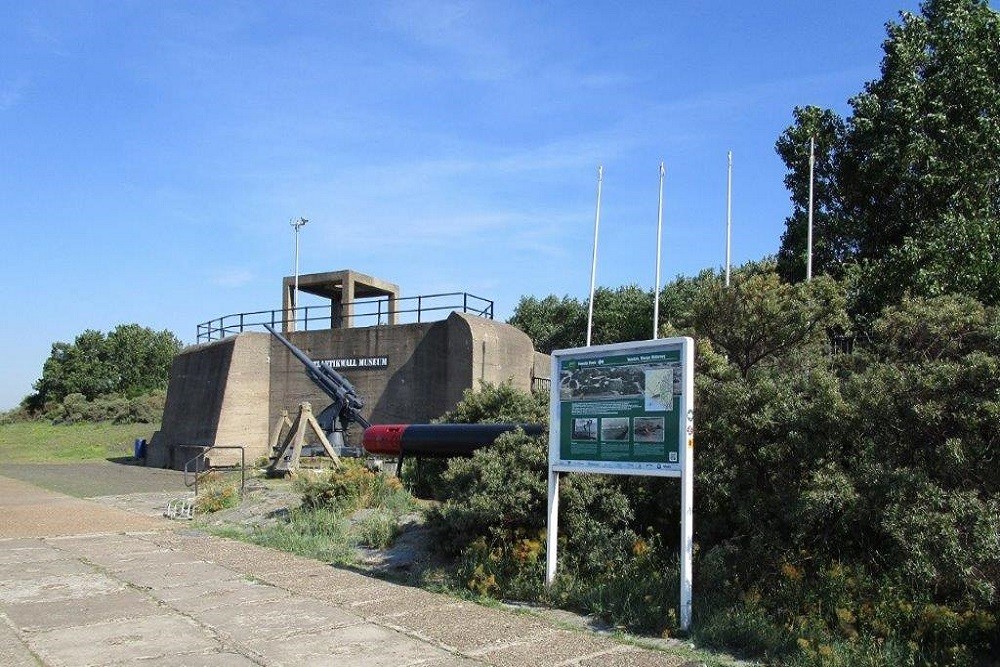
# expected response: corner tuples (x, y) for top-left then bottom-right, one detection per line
(196, 291), (494, 343)
(182, 445), (246, 496)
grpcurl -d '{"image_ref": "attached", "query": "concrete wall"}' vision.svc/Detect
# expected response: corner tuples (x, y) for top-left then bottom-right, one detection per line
(149, 313), (549, 470)
(270, 320), (447, 426)
(271, 312), (543, 426)
(147, 333), (271, 469)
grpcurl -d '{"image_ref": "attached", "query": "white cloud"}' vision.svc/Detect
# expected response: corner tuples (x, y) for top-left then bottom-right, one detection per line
(212, 268), (254, 288)
(0, 77), (29, 112)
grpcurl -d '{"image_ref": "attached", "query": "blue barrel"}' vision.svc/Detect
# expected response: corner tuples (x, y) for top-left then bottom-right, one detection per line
(134, 438), (147, 459)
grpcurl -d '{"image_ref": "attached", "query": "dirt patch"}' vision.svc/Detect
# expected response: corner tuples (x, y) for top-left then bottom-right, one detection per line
(0, 461), (186, 498)
(357, 513), (441, 577)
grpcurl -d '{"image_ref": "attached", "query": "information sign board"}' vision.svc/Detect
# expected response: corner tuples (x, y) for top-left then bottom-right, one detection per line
(545, 337), (694, 630)
(553, 343), (687, 476)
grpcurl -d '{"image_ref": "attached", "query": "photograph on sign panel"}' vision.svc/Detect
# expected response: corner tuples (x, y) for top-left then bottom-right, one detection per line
(560, 366), (644, 400)
(633, 416), (665, 442)
(600, 417), (630, 442)
(572, 418), (598, 440)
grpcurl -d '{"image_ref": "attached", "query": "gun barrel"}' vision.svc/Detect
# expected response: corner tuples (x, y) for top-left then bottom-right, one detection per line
(363, 423), (544, 458)
(264, 323), (322, 374)
(264, 323), (365, 410)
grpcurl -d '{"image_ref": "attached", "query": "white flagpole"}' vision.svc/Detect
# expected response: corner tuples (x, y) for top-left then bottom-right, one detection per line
(653, 162), (665, 339)
(586, 165), (604, 347)
(725, 151), (732, 287)
(807, 137), (815, 281)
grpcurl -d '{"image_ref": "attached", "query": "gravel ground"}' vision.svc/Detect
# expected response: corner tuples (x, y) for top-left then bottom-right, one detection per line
(0, 460), (187, 498)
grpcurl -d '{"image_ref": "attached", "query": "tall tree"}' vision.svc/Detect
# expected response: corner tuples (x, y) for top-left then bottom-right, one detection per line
(104, 324), (182, 397)
(32, 330), (115, 403)
(27, 324), (181, 408)
(777, 0), (1000, 313)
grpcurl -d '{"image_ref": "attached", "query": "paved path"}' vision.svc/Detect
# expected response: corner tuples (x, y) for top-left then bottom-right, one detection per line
(0, 476), (693, 666)
(0, 475), (163, 538)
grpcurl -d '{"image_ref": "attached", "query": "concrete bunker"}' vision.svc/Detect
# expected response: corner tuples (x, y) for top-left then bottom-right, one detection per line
(147, 270), (550, 469)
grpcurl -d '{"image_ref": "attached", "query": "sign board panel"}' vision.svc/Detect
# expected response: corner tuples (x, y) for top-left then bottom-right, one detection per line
(319, 356), (389, 369)
(550, 338), (692, 477)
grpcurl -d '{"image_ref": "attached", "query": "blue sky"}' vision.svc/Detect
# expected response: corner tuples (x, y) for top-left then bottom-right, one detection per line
(0, 1), (926, 409)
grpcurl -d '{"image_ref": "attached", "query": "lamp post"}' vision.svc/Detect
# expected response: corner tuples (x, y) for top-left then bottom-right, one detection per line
(291, 217), (308, 314)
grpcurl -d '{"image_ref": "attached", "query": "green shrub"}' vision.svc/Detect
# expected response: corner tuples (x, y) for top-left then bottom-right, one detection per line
(429, 426), (647, 620)
(686, 290), (1000, 663)
(0, 405), (34, 424)
(354, 509), (401, 549)
(194, 480), (240, 514)
(437, 380), (548, 424)
(401, 381), (548, 499)
(295, 461), (413, 514)
(44, 391), (165, 425)
(446, 276), (1000, 664)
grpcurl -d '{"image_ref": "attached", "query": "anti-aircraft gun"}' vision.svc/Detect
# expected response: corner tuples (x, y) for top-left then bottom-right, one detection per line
(265, 323), (545, 477)
(263, 324), (370, 473)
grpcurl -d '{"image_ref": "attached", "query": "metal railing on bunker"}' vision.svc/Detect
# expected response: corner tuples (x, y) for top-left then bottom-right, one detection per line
(197, 292), (494, 343)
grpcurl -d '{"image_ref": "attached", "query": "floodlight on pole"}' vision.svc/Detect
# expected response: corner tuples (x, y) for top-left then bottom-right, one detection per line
(291, 217), (309, 313)
(586, 165), (604, 347)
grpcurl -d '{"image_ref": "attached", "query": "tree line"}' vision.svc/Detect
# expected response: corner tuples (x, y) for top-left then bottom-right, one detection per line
(9, 324), (182, 424)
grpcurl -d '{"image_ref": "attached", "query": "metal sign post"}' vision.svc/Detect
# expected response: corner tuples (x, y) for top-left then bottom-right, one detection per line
(545, 337), (695, 631)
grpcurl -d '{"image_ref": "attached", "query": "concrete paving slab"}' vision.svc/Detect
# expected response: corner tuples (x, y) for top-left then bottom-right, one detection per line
(100, 550), (209, 572)
(142, 531), (215, 551)
(349, 585), (454, 620)
(148, 533), (313, 570)
(157, 578), (291, 613)
(0, 557), (97, 581)
(115, 560), (244, 591)
(2, 589), (163, 632)
(0, 615), (40, 667)
(27, 614), (221, 666)
(245, 622), (452, 667)
(0, 538), (57, 551)
(232, 555), (347, 580)
(196, 597), (362, 643)
(388, 602), (553, 654)
(259, 562), (371, 587)
(0, 543), (71, 566)
(474, 629), (620, 667)
(578, 646), (687, 667)
(420, 657), (487, 667)
(45, 534), (168, 562)
(113, 650), (260, 666)
(0, 572), (125, 605)
(90, 491), (184, 520)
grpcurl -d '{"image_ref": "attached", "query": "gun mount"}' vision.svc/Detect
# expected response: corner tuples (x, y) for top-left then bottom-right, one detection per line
(264, 324), (371, 470)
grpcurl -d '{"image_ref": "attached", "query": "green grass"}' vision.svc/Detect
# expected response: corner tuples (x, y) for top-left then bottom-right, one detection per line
(208, 507), (357, 564)
(0, 421), (160, 463)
